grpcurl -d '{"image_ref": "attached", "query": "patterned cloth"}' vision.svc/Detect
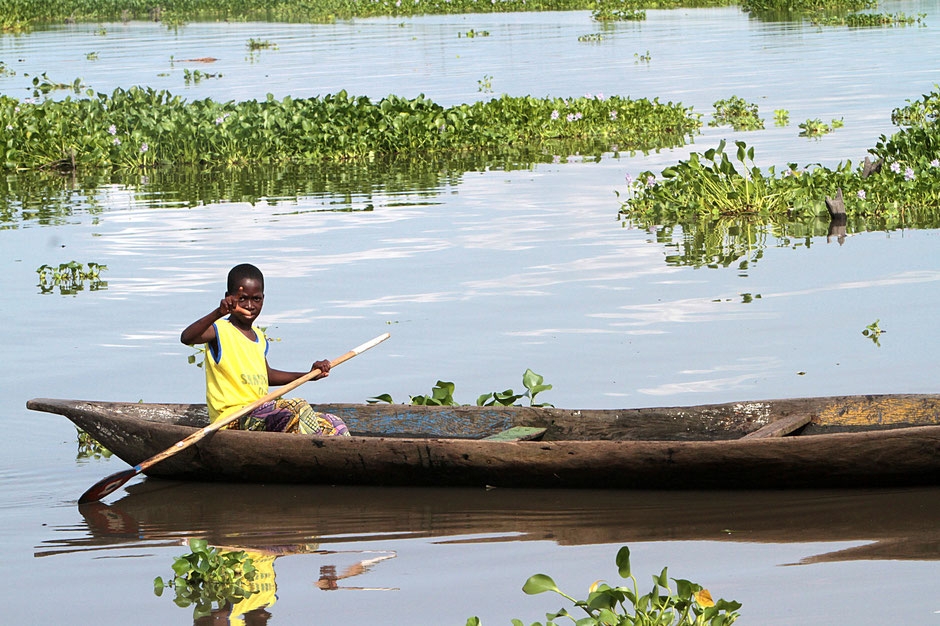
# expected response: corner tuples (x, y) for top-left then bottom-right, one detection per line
(231, 398), (350, 436)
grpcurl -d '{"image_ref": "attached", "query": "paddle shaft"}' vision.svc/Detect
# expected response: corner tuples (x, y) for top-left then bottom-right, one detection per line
(78, 332), (389, 503)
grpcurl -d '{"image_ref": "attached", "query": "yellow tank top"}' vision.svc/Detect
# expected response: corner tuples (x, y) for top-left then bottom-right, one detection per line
(205, 319), (268, 422)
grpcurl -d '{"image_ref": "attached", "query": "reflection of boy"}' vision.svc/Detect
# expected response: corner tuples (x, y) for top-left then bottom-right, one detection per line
(180, 263), (349, 435)
(191, 551), (275, 626)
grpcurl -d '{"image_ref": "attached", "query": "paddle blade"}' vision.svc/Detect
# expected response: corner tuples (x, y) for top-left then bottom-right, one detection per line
(78, 468), (138, 504)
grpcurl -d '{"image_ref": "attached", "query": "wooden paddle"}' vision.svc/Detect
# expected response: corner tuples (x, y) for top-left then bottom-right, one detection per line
(78, 332), (391, 504)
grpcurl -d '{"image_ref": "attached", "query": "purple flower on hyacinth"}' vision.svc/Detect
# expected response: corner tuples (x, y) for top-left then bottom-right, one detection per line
(584, 93), (593, 99)
(215, 116), (225, 125)
(857, 190), (866, 200)
(551, 109), (559, 120)
(905, 167), (915, 181)
(646, 175), (655, 187)
(609, 110), (617, 120)
(140, 143), (149, 153)
(625, 173), (634, 185)
(108, 124), (117, 135)
(566, 113), (576, 122)
(931, 159), (940, 167)
(890, 162), (901, 174)
(552, 155), (560, 164)
(112, 138), (121, 145)
(5, 125), (11, 131)
(595, 93), (605, 100)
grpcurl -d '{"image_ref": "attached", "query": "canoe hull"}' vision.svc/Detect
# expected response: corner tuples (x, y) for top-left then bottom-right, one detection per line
(28, 396), (940, 489)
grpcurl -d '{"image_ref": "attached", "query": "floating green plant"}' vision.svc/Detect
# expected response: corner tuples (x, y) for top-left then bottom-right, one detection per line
(620, 85), (940, 248)
(890, 90), (940, 127)
(813, 12), (926, 27)
(76, 427), (112, 459)
(36, 261), (107, 294)
(740, 0), (875, 19)
(0, 89), (700, 170)
(459, 29), (490, 38)
(183, 68), (222, 84)
(797, 117), (842, 137)
(85, 51), (99, 60)
(624, 140), (791, 219)
(773, 108), (789, 126)
(634, 50), (651, 63)
(467, 545), (741, 626)
(0, 0), (743, 32)
(154, 539), (257, 621)
(0, 61), (15, 77)
(369, 369), (553, 407)
(709, 96), (763, 131)
(28, 72), (84, 96)
(477, 74), (494, 93)
(246, 38), (278, 50)
(862, 319), (884, 345)
(593, 5), (646, 21)
(578, 33), (605, 42)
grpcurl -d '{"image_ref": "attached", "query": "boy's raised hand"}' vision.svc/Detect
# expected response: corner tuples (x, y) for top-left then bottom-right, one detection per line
(219, 286), (250, 316)
(311, 359), (331, 380)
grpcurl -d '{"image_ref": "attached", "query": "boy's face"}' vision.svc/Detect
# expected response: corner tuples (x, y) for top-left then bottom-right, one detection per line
(229, 277), (264, 322)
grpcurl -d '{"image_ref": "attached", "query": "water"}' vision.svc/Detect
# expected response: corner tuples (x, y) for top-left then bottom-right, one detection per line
(1, 3), (938, 624)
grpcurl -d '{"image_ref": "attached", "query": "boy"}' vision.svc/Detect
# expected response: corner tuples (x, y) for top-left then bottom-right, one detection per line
(180, 263), (349, 436)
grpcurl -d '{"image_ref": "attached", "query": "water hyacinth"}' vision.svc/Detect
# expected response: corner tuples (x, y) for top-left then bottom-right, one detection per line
(621, 84), (940, 236)
(0, 88), (701, 170)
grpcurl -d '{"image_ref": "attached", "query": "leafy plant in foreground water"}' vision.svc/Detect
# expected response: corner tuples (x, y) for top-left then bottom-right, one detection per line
(467, 545), (741, 625)
(773, 108), (789, 126)
(154, 539), (257, 620)
(369, 369), (553, 407)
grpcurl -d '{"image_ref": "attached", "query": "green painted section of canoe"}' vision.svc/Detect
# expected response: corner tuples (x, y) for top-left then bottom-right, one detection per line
(482, 426), (547, 442)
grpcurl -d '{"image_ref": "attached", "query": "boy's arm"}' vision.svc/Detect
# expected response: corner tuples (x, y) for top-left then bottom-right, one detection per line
(180, 308), (222, 346)
(181, 292), (244, 345)
(267, 359), (331, 386)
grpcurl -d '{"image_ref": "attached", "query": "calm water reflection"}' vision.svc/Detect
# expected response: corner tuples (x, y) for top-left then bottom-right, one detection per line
(32, 483), (940, 624)
(3, 3), (940, 624)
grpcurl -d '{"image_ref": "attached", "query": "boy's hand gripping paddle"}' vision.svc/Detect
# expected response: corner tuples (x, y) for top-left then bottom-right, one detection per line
(78, 333), (390, 504)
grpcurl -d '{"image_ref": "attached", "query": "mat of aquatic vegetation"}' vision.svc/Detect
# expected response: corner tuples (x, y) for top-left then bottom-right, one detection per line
(0, 89), (700, 170)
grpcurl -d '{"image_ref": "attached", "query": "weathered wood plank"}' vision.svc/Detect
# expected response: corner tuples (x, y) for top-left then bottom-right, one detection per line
(482, 426), (547, 442)
(742, 414), (812, 439)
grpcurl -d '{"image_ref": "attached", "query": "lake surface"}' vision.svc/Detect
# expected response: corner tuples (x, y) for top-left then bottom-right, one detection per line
(1, 2), (938, 624)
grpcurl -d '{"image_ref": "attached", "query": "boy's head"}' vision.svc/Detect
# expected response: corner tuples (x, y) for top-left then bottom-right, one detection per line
(227, 263), (264, 295)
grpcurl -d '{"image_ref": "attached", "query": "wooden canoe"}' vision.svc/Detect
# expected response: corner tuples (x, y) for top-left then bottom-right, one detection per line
(27, 394), (940, 488)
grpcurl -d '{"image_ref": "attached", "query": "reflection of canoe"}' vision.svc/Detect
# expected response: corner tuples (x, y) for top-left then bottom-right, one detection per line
(27, 394), (940, 488)
(36, 482), (940, 565)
